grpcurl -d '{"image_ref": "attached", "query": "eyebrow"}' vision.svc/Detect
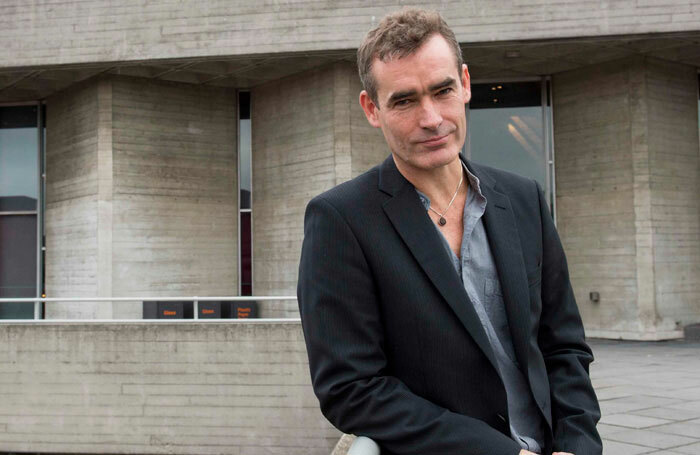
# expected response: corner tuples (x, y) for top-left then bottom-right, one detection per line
(429, 77), (457, 92)
(385, 77), (458, 106)
(386, 89), (417, 106)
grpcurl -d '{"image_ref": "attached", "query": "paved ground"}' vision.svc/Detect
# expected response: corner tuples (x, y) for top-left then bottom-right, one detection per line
(590, 339), (700, 455)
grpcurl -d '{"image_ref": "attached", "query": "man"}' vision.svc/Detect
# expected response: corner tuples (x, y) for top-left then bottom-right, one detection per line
(297, 8), (602, 455)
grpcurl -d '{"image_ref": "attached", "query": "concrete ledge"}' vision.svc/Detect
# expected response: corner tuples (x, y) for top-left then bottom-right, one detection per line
(0, 321), (338, 455)
(0, 318), (302, 325)
(4, 1), (700, 69)
(587, 329), (684, 341)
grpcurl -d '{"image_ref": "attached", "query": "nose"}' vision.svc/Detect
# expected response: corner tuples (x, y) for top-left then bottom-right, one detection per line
(418, 98), (442, 130)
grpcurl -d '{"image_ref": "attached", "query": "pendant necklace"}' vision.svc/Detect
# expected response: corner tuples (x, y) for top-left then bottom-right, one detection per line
(428, 168), (463, 226)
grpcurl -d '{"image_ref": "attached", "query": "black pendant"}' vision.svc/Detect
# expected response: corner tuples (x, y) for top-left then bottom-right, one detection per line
(438, 217), (447, 226)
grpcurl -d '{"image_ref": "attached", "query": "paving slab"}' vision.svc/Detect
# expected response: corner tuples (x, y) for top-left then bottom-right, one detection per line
(645, 386), (700, 400)
(667, 441), (700, 454)
(644, 451), (695, 455)
(632, 407), (700, 422)
(605, 428), (698, 450)
(597, 422), (629, 438)
(664, 401), (700, 412)
(600, 413), (672, 429)
(655, 421), (700, 439)
(589, 340), (700, 455)
(595, 385), (642, 400)
(601, 440), (656, 455)
(599, 396), (685, 414)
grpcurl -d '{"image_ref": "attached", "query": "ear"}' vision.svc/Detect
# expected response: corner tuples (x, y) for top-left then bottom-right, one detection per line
(460, 63), (471, 104)
(359, 90), (381, 128)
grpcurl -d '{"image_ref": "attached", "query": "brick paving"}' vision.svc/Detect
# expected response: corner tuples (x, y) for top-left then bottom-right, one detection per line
(590, 339), (700, 455)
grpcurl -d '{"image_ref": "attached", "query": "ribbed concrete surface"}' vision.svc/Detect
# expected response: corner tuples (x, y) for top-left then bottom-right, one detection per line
(251, 62), (386, 317)
(553, 56), (700, 340)
(0, 321), (339, 455)
(45, 76), (238, 319)
(3, 1), (700, 68)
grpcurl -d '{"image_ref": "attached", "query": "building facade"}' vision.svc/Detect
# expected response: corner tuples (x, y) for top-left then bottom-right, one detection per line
(2, 2), (700, 453)
(2, 1), (700, 336)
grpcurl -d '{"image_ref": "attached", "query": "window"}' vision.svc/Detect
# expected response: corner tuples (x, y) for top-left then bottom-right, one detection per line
(0, 104), (44, 319)
(467, 78), (555, 212)
(238, 92), (252, 296)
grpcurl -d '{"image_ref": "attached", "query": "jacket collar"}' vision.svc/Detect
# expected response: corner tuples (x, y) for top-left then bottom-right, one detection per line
(378, 153), (532, 378)
(379, 154), (500, 374)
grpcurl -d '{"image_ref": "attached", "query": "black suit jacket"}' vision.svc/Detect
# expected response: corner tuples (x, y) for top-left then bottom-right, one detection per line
(297, 154), (602, 455)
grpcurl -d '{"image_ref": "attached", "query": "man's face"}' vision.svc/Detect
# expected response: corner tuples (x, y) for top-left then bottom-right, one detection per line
(359, 34), (471, 173)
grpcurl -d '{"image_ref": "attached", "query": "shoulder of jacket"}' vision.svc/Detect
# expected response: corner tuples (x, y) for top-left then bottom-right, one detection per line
(310, 166), (382, 211)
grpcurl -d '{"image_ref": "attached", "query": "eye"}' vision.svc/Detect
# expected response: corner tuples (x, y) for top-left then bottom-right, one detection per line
(436, 87), (453, 96)
(394, 98), (413, 108)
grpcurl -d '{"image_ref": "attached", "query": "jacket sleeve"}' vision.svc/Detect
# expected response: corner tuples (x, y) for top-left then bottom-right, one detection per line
(535, 183), (603, 455)
(297, 195), (522, 455)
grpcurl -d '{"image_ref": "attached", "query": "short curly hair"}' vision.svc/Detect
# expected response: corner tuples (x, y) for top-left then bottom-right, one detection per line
(357, 8), (463, 106)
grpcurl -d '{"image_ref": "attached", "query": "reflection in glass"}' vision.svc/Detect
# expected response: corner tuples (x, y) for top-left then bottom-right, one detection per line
(240, 119), (251, 209)
(0, 215), (37, 318)
(0, 105), (40, 319)
(468, 82), (546, 189)
(0, 106), (39, 210)
(240, 212), (252, 296)
(239, 92), (251, 209)
(238, 91), (253, 296)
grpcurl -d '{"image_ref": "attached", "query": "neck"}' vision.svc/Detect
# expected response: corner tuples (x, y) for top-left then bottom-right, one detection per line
(393, 155), (465, 208)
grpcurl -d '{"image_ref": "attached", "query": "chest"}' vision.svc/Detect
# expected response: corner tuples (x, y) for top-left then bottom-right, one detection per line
(426, 190), (467, 257)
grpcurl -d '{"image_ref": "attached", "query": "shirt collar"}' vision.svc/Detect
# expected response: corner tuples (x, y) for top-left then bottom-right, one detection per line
(416, 160), (484, 211)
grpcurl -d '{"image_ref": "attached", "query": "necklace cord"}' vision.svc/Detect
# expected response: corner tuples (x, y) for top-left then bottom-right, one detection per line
(427, 168), (463, 225)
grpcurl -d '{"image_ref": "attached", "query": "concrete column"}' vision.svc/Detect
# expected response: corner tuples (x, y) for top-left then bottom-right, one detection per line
(646, 59), (700, 331)
(45, 81), (101, 318)
(46, 76), (237, 318)
(252, 62), (386, 317)
(110, 76), (237, 318)
(553, 56), (700, 340)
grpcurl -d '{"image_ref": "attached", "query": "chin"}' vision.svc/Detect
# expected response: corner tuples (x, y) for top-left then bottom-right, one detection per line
(412, 148), (460, 170)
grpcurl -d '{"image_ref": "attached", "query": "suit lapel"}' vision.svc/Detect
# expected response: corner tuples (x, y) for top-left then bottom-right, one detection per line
(378, 156), (500, 374)
(470, 161), (531, 375)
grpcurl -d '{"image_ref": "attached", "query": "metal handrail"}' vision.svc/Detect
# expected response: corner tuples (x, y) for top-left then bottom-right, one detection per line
(348, 436), (381, 455)
(0, 296), (297, 321)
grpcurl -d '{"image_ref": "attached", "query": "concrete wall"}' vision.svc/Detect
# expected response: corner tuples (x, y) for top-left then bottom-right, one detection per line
(251, 62), (385, 317)
(110, 77), (238, 318)
(45, 81), (104, 318)
(553, 56), (700, 340)
(3, 1), (700, 69)
(646, 59), (700, 327)
(46, 76), (238, 318)
(554, 57), (640, 338)
(0, 321), (339, 454)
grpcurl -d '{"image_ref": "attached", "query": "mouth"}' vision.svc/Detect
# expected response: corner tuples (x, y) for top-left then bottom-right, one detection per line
(419, 134), (449, 147)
